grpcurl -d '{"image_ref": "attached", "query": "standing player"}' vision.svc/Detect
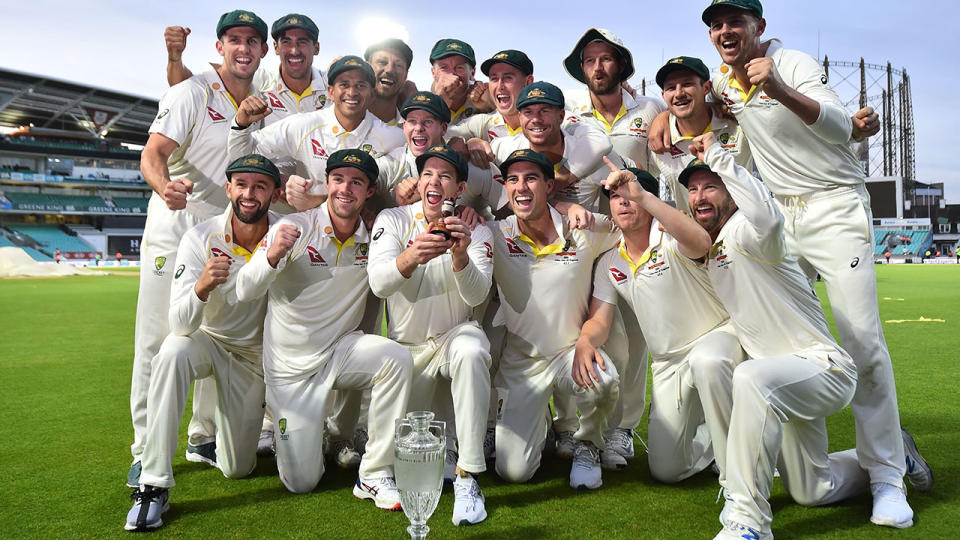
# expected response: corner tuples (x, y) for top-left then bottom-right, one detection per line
(368, 145), (492, 525)
(581, 161), (743, 490)
(364, 38), (419, 125)
(228, 56), (405, 210)
(164, 14), (330, 121)
(130, 9), (269, 485)
(125, 154), (281, 531)
(684, 132), (877, 538)
(235, 149), (412, 507)
(429, 39), (494, 127)
(653, 56), (751, 213)
(695, 0), (930, 526)
(488, 149), (621, 489)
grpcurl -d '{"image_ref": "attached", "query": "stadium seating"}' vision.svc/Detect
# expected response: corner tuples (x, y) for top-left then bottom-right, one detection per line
(7, 224), (96, 253)
(112, 197), (149, 211)
(0, 233), (16, 248)
(21, 246), (53, 261)
(874, 229), (932, 256)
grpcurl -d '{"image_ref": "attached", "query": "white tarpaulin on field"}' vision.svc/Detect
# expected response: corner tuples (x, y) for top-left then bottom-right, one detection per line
(0, 247), (99, 278)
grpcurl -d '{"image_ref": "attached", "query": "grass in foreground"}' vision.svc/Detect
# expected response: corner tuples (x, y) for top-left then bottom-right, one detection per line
(0, 265), (955, 538)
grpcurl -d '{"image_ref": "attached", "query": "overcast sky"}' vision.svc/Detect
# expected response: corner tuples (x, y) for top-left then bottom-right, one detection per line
(3, 0), (957, 201)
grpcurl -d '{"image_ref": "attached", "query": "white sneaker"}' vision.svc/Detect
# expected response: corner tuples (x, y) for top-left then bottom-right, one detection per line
(452, 474), (487, 526)
(604, 428), (635, 459)
(600, 449), (627, 471)
(555, 430), (576, 460)
(870, 482), (914, 528)
(483, 427), (496, 461)
(718, 488), (734, 526)
(124, 485), (169, 531)
(569, 442), (602, 490)
(256, 430), (275, 457)
(714, 521), (771, 540)
(443, 448), (458, 483)
(353, 476), (402, 511)
(330, 440), (361, 469)
(902, 428), (933, 492)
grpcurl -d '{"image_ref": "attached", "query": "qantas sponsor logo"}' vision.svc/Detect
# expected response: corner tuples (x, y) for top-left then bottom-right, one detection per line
(206, 107), (226, 122)
(610, 267), (628, 283)
(267, 92), (286, 111)
(505, 237), (525, 255)
(306, 246), (326, 265)
(311, 139), (328, 158)
(483, 241), (493, 259)
(210, 247), (229, 258)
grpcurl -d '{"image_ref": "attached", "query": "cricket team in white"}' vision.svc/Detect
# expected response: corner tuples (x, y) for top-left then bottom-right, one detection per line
(123, 2), (935, 538)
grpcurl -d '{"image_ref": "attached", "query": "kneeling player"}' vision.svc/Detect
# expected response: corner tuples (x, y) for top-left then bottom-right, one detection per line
(236, 149), (412, 508)
(125, 155), (281, 531)
(368, 145), (492, 525)
(488, 149), (621, 489)
(578, 161), (745, 492)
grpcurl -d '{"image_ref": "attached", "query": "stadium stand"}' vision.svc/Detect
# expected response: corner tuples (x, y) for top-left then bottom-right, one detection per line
(7, 224), (97, 253)
(874, 229), (932, 256)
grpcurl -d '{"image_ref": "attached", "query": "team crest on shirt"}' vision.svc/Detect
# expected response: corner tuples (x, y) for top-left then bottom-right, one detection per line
(153, 256), (167, 276)
(306, 246), (327, 266)
(311, 139), (328, 158)
(316, 94), (327, 109)
(555, 239), (579, 264)
(505, 237), (525, 256)
(645, 249), (670, 276)
(266, 92), (287, 111)
(610, 267), (628, 283)
(206, 107), (226, 122)
(709, 241), (733, 270)
(360, 144), (373, 155)
(279, 418), (288, 440)
(629, 117), (646, 134)
(353, 243), (369, 266)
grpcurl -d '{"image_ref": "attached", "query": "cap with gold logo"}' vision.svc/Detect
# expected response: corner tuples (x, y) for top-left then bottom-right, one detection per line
(500, 149), (555, 180)
(701, 0), (763, 26)
(655, 56), (710, 88)
(364, 38), (414, 69)
(401, 91), (451, 123)
(326, 148), (379, 184)
(216, 10), (268, 42)
(429, 39), (476, 67)
(516, 81), (565, 110)
(225, 153), (281, 187)
(415, 144), (468, 182)
(480, 49), (534, 77)
(327, 55), (376, 87)
(271, 13), (319, 42)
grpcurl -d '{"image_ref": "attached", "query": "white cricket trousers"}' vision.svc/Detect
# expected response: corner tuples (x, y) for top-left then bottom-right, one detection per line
(406, 322), (492, 474)
(494, 343), (620, 483)
(139, 332), (265, 488)
(269, 332), (412, 494)
(725, 348), (869, 531)
(131, 195), (217, 459)
(777, 184), (905, 486)
(647, 324), (743, 484)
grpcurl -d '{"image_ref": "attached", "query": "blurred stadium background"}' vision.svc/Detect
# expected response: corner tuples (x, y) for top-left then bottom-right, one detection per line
(0, 56), (958, 269)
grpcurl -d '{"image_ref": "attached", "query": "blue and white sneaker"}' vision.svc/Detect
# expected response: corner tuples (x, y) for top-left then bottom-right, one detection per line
(902, 428), (933, 492)
(713, 521), (772, 540)
(185, 442), (217, 467)
(452, 474), (487, 526)
(353, 476), (402, 511)
(124, 485), (169, 531)
(870, 482), (914, 529)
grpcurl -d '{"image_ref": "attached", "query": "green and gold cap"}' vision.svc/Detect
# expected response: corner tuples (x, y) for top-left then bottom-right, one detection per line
(415, 145), (469, 183)
(401, 91), (451, 123)
(678, 159), (715, 187)
(271, 14), (319, 42)
(602, 167), (660, 198)
(429, 38), (476, 67)
(327, 55), (376, 86)
(656, 56), (710, 88)
(326, 149), (379, 184)
(516, 81), (565, 110)
(702, 0), (763, 25)
(216, 10), (268, 42)
(226, 154), (280, 187)
(500, 149), (555, 180)
(364, 38), (414, 69)
(481, 50), (534, 77)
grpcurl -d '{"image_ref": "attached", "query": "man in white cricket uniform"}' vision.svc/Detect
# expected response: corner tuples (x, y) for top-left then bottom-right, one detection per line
(227, 55), (404, 207)
(364, 38), (417, 126)
(683, 135), (873, 539)
(124, 154), (281, 532)
(701, 0), (930, 526)
(562, 29), (663, 461)
(583, 164), (743, 487)
(368, 145), (493, 526)
(446, 50), (535, 144)
(130, 9), (270, 485)
(429, 39), (483, 128)
(488, 149), (620, 489)
(235, 149), (412, 509)
(653, 56), (751, 213)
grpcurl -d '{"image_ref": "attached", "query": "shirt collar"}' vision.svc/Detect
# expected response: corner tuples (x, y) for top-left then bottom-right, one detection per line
(317, 201), (370, 243)
(669, 109), (721, 145)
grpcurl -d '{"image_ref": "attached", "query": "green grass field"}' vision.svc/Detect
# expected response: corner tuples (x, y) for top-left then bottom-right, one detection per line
(0, 265), (955, 538)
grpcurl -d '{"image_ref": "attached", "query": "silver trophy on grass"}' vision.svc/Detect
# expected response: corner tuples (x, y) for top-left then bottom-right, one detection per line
(394, 411), (445, 540)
